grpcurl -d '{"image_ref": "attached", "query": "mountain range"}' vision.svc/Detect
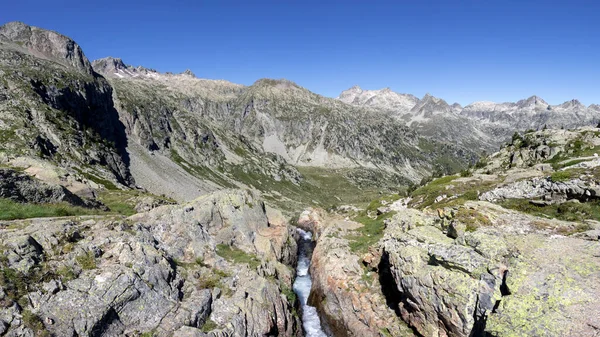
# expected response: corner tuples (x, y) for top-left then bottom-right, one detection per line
(0, 21), (599, 207)
(339, 85), (600, 152)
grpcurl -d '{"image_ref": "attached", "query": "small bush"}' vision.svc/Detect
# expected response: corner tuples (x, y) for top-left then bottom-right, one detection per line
(201, 319), (219, 332)
(460, 169), (472, 177)
(22, 310), (50, 336)
(281, 285), (297, 304)
(57, 265), (77, 282)
(76, 252), (97, 270)
(0, 268), (27, 301)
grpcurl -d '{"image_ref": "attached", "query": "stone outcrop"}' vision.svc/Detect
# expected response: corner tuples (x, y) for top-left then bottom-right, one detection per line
(480, 177), (600, 203)
(0, 190), (301, 337)
(0, 168), (101, 208)
(300, 209), (414, 337)
(377, 201), (600, 337)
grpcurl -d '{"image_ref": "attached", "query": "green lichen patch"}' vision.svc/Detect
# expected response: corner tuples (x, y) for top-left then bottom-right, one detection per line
(215, 244), (261, 269)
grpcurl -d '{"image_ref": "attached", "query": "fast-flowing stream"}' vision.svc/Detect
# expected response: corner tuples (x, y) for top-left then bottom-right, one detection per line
(293, 229), (328, 337)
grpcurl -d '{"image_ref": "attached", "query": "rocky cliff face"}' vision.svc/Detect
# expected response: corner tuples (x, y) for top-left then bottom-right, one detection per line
(0, 23), (132, 186)
(0, 21), (93, 75)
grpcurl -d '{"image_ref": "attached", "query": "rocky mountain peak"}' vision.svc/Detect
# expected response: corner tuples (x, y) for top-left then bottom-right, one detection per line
(516, 95), (549, 108)
(558, 99), (585, 110)
(182, 69), (196, 77)
(91, 56), (127, 73)
(0, 21), (93, 75)
(92, 57), (159, 79)
(338, 86), (420, 113)
(252, 78), (300, 90)
(406, 93), (457, 120)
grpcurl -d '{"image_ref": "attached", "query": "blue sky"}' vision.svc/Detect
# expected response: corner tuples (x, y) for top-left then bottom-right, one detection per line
(2, 0), (599, 105)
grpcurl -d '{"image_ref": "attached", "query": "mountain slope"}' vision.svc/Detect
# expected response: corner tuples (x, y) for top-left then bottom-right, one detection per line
(91, 56), (477, 205)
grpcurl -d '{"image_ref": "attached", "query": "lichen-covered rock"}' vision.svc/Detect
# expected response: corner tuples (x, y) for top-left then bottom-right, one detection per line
(379, 201), (600, 337)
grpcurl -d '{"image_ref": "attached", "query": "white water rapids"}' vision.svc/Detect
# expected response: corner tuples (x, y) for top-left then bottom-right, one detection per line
(292, 229), (328, 337)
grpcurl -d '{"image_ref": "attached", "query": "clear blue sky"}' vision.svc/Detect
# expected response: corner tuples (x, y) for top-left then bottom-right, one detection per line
(2, 0), (599, 105)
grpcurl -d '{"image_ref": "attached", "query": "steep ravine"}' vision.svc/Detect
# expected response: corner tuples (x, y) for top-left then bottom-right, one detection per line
(298, 209), (415, 337)
(293, 229), (329, 337)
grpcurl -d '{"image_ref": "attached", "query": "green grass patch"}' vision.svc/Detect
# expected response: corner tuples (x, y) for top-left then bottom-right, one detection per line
(365, 194), (402, 213)
(0, 188), (173, 221)
(346, 212), (396, 253)
(454, 208), (492, 232)
(500, 199), (600, 223)
(22, 310), (50, 337)
(550, 170), (577, 182)
(57, 265), (76, 282)
(545, 141), (600, 169)
(559, 159), (590, 169)
(409, 174), (498, 209)
(72, 168), (118, 190)
(96, 190), (139, 216)
(281, 284), (297, 304)
(0, 198), (99, 220)
(216, 244), (261, 269)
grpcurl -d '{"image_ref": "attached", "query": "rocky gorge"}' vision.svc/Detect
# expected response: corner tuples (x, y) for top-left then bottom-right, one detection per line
(0, 20), (599, 337)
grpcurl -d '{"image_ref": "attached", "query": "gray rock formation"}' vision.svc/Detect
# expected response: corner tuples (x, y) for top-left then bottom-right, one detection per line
(0, 168), (98, 207)
(0, 190), (301, 337)
(378, 202), (600, 336)
(0, 21), (92, 74)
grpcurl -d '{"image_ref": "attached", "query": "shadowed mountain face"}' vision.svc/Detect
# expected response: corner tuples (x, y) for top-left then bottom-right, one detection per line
(0, 23), (132, 185)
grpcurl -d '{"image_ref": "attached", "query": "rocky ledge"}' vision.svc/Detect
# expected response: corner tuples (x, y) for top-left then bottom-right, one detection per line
(0, 189), (302, 337)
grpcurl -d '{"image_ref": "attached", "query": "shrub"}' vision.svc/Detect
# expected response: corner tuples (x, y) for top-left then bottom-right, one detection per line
(201, 319), (218, 332)
(76, 251), (97, 270)
(281, 285), (297, 304)
(57, 265), (77, 282)
(22, 310), (50, 336)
